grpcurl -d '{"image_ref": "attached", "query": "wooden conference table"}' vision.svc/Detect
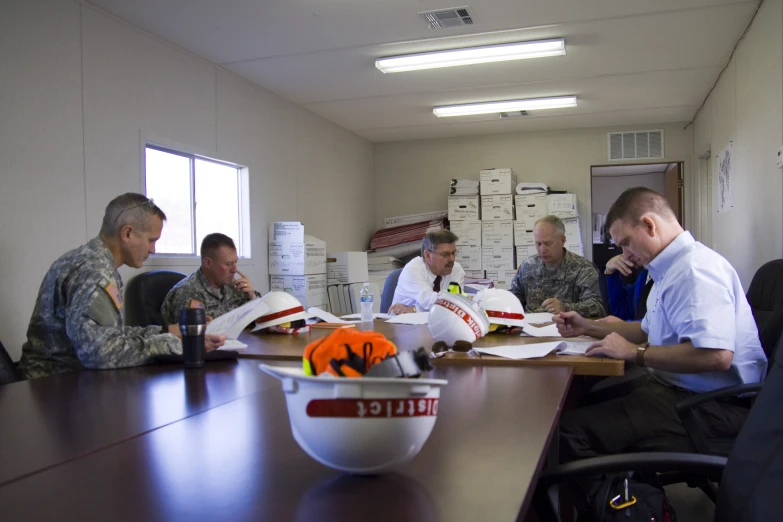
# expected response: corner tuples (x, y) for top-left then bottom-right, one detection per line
(237, 319), (625, 377)
(0, 358), (572, 521)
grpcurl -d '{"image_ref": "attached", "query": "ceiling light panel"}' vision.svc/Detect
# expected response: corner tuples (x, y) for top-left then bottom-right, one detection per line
(433, 96), (577, 117)
(375, 38), (565, 74)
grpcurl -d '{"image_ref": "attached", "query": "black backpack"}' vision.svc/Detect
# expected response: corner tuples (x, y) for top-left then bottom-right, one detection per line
(580, 474), (676, 522)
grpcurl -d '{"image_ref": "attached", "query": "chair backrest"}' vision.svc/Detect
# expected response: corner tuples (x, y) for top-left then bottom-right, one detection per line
(746, 259), (783, 359)
(715, 333), (783, 522)
(125, 270), (186, 327)
(380, 268), (404, 314)
(0, 338), (18, 385)
(597, 271), (611, 317)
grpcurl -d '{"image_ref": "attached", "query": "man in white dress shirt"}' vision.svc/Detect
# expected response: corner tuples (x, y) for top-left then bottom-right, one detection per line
(389, 230), (465, 314)
(553, 187), (767, 461)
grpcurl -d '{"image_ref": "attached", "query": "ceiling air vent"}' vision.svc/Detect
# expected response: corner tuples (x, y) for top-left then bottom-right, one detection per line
(418, 6), (477, 30)
(499, 111), (528, 119)
(608, 130), (664, 161)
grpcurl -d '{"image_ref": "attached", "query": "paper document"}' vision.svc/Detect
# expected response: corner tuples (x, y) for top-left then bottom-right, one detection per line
(523, 323), (561, 338)
(523, 312), (554, 325)
(206, 298), (270, 340)
(219, 339), (248, 351)
(341, 313), (392, 320)
(307, 308), (352, 324)
(474, 341), (593, 360)
(385, 312), (430, 325)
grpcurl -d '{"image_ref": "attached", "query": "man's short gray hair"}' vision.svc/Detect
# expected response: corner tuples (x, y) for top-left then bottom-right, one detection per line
(99, 193), (167, 237)
(422, 230), (459, 256)
(535, 215), (566, 236)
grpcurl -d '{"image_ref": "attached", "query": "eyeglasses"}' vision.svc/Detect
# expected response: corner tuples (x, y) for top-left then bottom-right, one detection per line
(429, 249), (458, 260)
(430, 340), (481, 359)
(113, 198), (156, 226)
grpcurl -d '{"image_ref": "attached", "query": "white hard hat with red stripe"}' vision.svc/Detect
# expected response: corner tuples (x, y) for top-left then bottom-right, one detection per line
(254, 291), (311, 330)
(428, 292), (490, 346)
(473, 288), (526, 327)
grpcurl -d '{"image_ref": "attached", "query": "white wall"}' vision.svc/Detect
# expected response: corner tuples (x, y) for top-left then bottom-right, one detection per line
(690, 0), (783, 288)
(592, 173), (667, 216)
(375, 123), (693, 256)
(0, 0), (375, 360)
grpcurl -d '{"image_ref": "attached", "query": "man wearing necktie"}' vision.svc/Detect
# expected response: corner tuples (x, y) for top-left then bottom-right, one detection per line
(389, 230), (465, 315)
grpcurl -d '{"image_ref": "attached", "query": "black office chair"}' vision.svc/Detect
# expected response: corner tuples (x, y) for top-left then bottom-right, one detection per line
(380, 268), (403, 314)
(746, 259), (783, 355)
(0, 338), (18, 385)
(533, 349), (783, 522)
(125, 270), (186, 327)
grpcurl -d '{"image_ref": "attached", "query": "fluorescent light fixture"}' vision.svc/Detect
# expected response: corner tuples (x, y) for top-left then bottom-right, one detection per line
(375, 38), (565, 73)
(433, 96), (577, 117)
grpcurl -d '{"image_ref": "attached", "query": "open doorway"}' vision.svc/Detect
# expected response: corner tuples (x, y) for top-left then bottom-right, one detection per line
(590, 162), (683, 272)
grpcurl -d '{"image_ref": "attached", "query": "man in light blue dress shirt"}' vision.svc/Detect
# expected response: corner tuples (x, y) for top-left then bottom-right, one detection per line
(554, 187), (767, 461)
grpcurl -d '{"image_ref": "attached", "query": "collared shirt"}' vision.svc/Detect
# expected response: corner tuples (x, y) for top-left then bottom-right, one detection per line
(161, 268), (259, 325)
(509, 249), (605, 317)
(642, 231), (767, 393)
(391, 257), (465, 312)
(18, 237), (181, 380)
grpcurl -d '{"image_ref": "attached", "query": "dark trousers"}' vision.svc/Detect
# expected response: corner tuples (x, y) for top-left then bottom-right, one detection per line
(560, 374), (750, 462)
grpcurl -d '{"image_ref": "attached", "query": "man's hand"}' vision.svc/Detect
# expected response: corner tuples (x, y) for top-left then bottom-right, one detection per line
(389, 303), (416, 315)
(541, 297), (565, 314)
(205, 334), (226, 352)
(233, 270), (256, 299)
(585, 332), (636, 360)
(605, 255), (634, 276)
(596, 315), (624, 324)
(553, 311), (591, 337)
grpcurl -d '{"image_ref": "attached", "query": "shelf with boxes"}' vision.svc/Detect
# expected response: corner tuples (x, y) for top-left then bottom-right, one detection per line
(268, 222), (329, 312)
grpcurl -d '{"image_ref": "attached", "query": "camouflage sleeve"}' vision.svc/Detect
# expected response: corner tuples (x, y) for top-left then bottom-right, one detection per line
(65, 276), (182, 370)
(161, 285), (193, 325)
(509, 265), (527, 307)
(563, 264), (606, 318)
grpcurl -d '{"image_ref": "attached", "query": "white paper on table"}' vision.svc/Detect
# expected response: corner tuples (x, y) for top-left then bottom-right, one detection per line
(385, 312), (430, 325)
(207, 299), (270, 339)
(475, 341), (593, 359)
(523, 312), (554, 324)
(523, 323), (561, 338)
(306, 308), (352, 324)
(340, 313), (392, 320)
(218, 339), (248, 351)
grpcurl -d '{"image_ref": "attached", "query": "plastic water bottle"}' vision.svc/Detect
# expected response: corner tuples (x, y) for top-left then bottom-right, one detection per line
(360, 282), (374, 323)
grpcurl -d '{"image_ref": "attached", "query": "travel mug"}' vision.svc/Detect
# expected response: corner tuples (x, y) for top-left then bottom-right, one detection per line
(179, 308), (206, 369)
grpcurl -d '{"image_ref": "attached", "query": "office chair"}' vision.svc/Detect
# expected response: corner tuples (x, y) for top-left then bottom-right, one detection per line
(125, 270), (186, 327)
(533, 350), (783, 522)
(0, 338), (18, 385)
(746, 259), (783, 355)
(380, 268), (403, 314)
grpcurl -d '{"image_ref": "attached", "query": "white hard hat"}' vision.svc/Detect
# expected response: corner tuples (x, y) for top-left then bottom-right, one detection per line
(254, 291), (311, 329)
(428, 292), (490, 345)
(473, 288), (526, 328)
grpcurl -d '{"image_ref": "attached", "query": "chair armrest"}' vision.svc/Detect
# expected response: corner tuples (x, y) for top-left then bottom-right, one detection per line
(675, 383), (762, 414)
(537, 452), (726, 490)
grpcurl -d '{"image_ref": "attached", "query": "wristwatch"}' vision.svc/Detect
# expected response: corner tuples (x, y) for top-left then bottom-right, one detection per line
(412, 305), (417, 313)
(636, 342), (649, 367)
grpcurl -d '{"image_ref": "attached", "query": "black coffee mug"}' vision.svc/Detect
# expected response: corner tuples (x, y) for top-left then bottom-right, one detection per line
(179, 308), (206, 369)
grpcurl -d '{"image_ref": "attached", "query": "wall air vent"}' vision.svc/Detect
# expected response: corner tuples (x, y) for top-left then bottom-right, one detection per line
(499, 111), (528, 119)
(418, 6), (477, 30)
(608, 130), (664, 161)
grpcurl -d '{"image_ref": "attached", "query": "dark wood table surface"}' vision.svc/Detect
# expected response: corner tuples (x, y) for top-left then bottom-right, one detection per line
(0, 363), (572, 522)
(0, 358), (281, 487)
(237, 320), (624, 377)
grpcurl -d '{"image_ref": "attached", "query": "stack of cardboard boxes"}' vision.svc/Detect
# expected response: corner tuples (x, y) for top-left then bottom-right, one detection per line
(480, 168), (517, 290)
(326, 252), (378, 315)
(268, 222), (329, 311)
(547, 194), (582, 256)
(448, 191), (482, 278)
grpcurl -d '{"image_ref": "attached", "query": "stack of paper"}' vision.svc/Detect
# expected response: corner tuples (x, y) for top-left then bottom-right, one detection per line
(369, 218), (446, 250)
(474, 341), (593, 359)
(515, 182), (550, 195)
(449, 178), (480, 196)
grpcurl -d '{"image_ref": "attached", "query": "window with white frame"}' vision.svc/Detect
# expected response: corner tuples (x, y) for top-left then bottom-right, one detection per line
(144, 145), (251, 257)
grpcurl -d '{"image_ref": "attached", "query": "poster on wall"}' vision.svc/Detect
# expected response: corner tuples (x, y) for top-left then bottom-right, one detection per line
(715, 142), (734, 213)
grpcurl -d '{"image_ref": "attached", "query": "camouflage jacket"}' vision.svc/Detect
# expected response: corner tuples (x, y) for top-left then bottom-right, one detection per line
(161, 268), (258, 325)
(18, 237), (181, 380)
(509, 249), (605, 317)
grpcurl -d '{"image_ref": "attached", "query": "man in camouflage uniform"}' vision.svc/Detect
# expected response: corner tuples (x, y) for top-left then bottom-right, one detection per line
(510, 215), (605, 317)
(161, 233), (260, 325)
(18, 193), (226, 380)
